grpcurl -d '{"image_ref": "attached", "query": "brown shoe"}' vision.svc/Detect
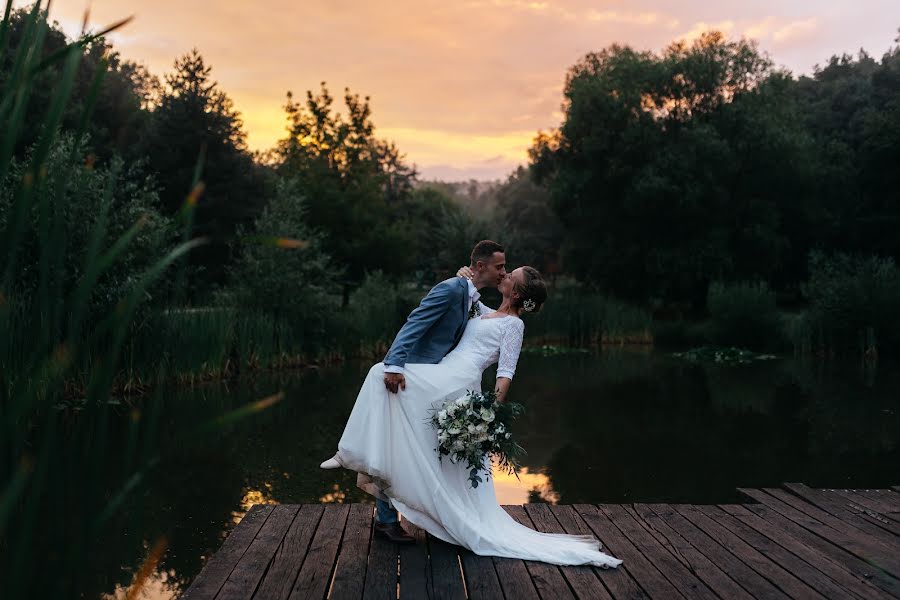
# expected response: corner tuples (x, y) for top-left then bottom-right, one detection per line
(374, 522), (416, 544)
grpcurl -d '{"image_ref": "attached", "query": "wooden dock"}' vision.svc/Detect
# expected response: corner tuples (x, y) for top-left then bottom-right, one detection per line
(183, 483), (900, 599)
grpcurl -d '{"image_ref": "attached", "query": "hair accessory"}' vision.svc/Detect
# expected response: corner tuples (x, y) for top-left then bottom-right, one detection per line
(522, 299), (536, 312)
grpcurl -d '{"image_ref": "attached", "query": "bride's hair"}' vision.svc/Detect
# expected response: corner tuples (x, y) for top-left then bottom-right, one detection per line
(513, 266), (548, 313)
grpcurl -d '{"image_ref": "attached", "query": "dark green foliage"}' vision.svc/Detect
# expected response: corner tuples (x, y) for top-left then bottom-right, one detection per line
(274, 84), (418, 301)
(225, 179), (337, 352)
(493, 166), (563, 276)
(141, 49), (268, 288)
(706, 281), (782, 351)
(531, 33), (816, 306)
(798, 251), (900, 355)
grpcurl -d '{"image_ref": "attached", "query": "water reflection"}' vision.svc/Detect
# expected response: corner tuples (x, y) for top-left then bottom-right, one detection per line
(90, 350), (899, 599)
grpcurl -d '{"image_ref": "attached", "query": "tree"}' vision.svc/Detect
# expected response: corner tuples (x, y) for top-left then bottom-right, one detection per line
(142, 49), (267, 289)
(797, 40), (900, 260)
(274, 84), (417, 303)
(531, 32), (816, 306)
(228, 180), (337, 351)
(0, 8), (151, 160)
(494, 167), (563, 277)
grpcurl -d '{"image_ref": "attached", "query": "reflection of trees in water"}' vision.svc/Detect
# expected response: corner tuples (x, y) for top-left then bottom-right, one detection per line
(529, 350), (900, 505)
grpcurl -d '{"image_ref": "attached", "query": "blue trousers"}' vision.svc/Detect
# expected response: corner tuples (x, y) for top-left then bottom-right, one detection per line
(376, 497), (398, 524)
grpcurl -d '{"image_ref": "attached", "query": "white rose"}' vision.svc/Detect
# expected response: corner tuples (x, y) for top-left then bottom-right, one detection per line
(505, 432), (511, 438)
(448, 427), (461, 435)
(479, 408), (495, 423)
(476, 423), (488, 433)
(455, 397), (467, 407)
(467, 423), (477, 434)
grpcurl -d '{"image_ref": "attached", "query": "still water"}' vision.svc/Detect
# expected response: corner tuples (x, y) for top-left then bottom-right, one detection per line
(91, 349), (899, 598)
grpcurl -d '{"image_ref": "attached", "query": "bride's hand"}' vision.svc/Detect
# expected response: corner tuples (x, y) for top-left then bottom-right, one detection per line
(457, 265), (474, 279)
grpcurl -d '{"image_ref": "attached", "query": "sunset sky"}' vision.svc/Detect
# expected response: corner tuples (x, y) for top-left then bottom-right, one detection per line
(26, 1), (900, 180)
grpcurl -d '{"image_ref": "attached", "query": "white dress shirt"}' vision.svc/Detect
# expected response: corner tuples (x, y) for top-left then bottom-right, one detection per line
(384, 279), (479, 375)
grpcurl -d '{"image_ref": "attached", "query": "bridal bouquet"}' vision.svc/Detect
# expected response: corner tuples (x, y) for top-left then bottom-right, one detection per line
(431, 390), (526, 488)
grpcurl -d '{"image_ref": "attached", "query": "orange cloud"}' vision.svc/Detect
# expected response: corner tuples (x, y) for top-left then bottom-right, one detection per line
(21, 0), (900, 179)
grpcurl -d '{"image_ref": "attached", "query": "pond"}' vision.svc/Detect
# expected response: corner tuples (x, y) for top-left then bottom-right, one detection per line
(89, 349), (900, 598)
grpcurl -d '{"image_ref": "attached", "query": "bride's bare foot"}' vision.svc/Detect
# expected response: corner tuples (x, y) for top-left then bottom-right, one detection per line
(320, 455), (341, 469)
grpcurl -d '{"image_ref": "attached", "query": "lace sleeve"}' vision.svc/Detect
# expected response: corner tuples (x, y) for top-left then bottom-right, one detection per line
(497, 317), (525, 380)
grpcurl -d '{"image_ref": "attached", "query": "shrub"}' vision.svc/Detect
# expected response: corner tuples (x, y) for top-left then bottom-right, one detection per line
(706, 281), (781, 351)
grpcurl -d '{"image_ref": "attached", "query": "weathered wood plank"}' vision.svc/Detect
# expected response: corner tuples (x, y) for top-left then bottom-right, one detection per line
(398, 521), (428, 600)
(428, 536), (466, 600)
(759, 486), (900, 577)
(288, 503), (350, 600)
(785, 483), (900, 540)
(362, 530), (398, 600)
(721, 503), (895, 600)
(675, 503), (823, 599)
(217, 504), (299, 600)
(601, 504), (717, 600)
(740, 488), (900, 581)
(550, 505), (644, 600)
(255, 504), (325, 600)
(831, 489), (900, 523)
(632, 504), (752, 600)
(740, 489), (900, 598)
(525, 503), (612, 600)
(647, 503), (789, 599)
(182, 504), (274, 600)
(700, 505), (852, 599)
(575, 504), (684, 598)
(459, 550), (503, 600)
(504, 505), (575, 599)
(824, 489), (900, 533)
(858, 489), (900, 514)
(330, 504), (375, 599)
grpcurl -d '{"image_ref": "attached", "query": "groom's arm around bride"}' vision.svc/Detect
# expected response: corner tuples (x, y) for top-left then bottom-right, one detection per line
(382, 240), (507, 393)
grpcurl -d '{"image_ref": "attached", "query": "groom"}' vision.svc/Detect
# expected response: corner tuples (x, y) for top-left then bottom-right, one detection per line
(375, 240), (507, 543)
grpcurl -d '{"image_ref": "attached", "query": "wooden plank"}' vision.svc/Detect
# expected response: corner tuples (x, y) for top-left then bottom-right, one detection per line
(256, 504), (325, 600)
(834, 489), (900, 521)
(288, 503), (350, 600)
(700, 505), (853, 599)
(488, 508), (540, 600)
(600, 504), (716, 600)
(739, 488), (900, 581)
(674, 504), (818, 598)
(330, 504), (375, 599)
(183, 504), (275, 600)
(362, 530), (398, 600)
(647, 503), (789, 599)
(398, 521), (429, 600)
(785, 483), (900, 540)
(721, 504), (895, 600)
(550, 505), (644, 600)
(525, 504), (612, 600)
(764, 486), (900, 576)
(632, 505), (752, 600)
(218, 504), (299, 600)
(428, 536), (466, 600)
(575, 504), (684, 598)
(858, 489), (900, 514)
(460, 550), (504, 600)
(504, 505), (575, 599)
(828, 489), (900, 528)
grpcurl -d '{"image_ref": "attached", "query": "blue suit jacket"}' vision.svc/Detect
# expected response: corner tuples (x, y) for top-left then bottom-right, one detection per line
(384, 277), (469, 367)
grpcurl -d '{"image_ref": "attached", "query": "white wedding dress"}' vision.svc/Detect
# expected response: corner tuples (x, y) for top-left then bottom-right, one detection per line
(332, 311), (623, 568)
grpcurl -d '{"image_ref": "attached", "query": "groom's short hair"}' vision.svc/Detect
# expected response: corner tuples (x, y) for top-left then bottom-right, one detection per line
(471, 240), (504, 265)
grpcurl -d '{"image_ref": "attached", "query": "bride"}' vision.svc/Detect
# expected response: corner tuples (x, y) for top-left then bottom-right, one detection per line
(321, 266), (622, 569)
